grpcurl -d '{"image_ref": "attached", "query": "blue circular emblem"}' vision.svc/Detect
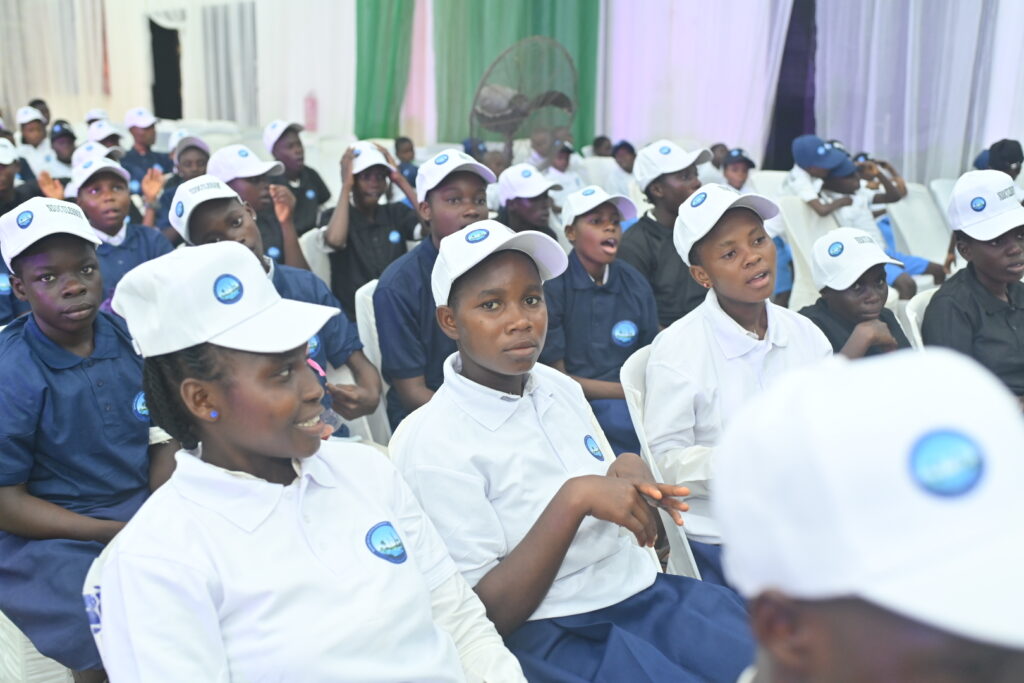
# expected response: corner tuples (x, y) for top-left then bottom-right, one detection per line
(582, 188), (596, 196)
(45, 154), (52, 162)
(0, 273), (10, 294)
(238, 148), (249, 157)
(266, 246), (282, 260)
(435, 153), (449, 165)
(730, 149), (741, 157)
(16, 211), (33, 229)
(816, 144), (826, 155)
(132, 392), (149, 422)
(521, 168), (532, 178)
(611, 320), (639, 347)
(305, 188), (316, 200)
(827, 241), (844, 257)
(154, 163), (164, 173)
(307, 334), (320, 357)
(83, 586), (101, 635)
(352, 148), (362, 157)
(659, 145), (671, 155)
(388, 229), (401, 244)
(690, 192), (707, 208)
(271, 122), (279, 129)
(83, 160), (94, 169)
(175, 201), (184, 217)
(366, 521), (408, 564)
(465, 228), (489, 243)
(584, 435), (604, 461)
(910, 430), (984, 497)
(970, 196), (986, 212)
(129, 180), (140, 193)
(213, 274), (244, 304)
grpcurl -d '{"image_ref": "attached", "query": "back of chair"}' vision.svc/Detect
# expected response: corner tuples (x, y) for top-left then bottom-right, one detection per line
(777, 196), (838, 311)
(749, 169), (788, 200)
(887, 183), (950, 264)
(298, 227), (332, 287)
(929, 178), (956, 228)
(901, 286), (939, 349)
(620, 346), (702, 580)
(355, 279), (392, 444)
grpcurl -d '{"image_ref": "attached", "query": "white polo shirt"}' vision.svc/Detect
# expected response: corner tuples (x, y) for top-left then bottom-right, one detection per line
(782, 164), (823, 203)
(16, 139), (54, 177)
(391, 354), (657, 621)
(94, 442), (467, 682)
(644, 290), (831, 543)
(822, 186), (887, 248)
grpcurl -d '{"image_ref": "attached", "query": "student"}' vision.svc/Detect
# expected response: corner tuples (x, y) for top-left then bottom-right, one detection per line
(120, 107), (172, 190)
(395, 135), (419, 186)
(91, 241), (525, 681)
(799, 227), (910, 358)
(169, 174), (382, 426)
(497, 163), (560, 240)
(544, 142), (585, 213)
(723, 148), (755, 192)
(644, 184), (832, 584)
(620, 139), (711, 327)
(208, 143), (309, 270)
(28, 98), (50, 125)
(922, 169), (1024, 404)
(87, 119), (123, 150)
(988, 139), (1022, 191)
(390, 221), (754, 681)
(1, 140), (49, 324)
(697, 142), (729, 185)
(540, 185), (656, 455)
(84, 108), (108, 127)
(47, 119), (76, 180)
(373, 148), (495, 429)
(153, 129), (210, 238)
(320, 141), (420, 319)
(66, 158), (173, 303)
(714, 349), (1024, 683)
(15, 106), (52, 177)
(0, 197), (175, 680)
(264, 120), (331, 235)
(591, 135), (613, 157)
(823, 155), (945, 299)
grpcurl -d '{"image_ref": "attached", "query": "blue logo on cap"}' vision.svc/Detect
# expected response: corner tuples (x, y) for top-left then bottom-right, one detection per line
(730, 149), (741, 156)
(582, 188), (596, 196)
(366, 521), (407, 564)
(213, 274), (244, 304)
(238, 148), (249, 157)
(271, 122), (279, 128)
(266, 246), (282, 261)
(435, 154), (449, 165)
(827, 241), (844, 257)
(465, 228), (489, 243)
(307, 334), (320, 357)
(83, 160), (94, 169)
(83, 586), (101, 635)
(175, 201), (184, 217)
(659, 145), (671, 155)
(16, 211), (33, 229)
(584, 435), (604, 461)
(970, 196), (986, 212)
(611, 320), (638, 347)
(132, 392), (149, 422)
(0, 273), (10, 294)
(690, 192), (707, 208)
(910, 430), (984, 497)
(521, 168), (532, 178)
(305, 188), (316, 200)
(352, 148), (362, 157)
(388, 229), (401, 244)
(817, 145), (827, 155)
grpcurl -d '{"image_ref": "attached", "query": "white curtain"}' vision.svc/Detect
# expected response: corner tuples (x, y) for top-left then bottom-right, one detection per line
(597, 0), (794, 158)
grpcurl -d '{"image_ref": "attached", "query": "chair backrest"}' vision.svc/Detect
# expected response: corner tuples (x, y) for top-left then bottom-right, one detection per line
(354, 279), (392, 444)
(777, 196), (838, 311)
(620, 346), (702, 580)
(901, 286), (939, 349)
(579, 156), (618, 189)
(749, 169), (788, 200)
(886, 183), (950, 263)
(298, 227), (332, 286)
(929, 178), (956, 228)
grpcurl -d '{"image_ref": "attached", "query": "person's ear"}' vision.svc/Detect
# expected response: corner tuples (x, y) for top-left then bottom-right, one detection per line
(9, 274), (28, 302)
(418, 198), (432, 224)
(180, 377), (223, 424)
(690, 263), (712, 289)
(564, 221), (577, 244)
(955, 236), (971, 261)
(648, 179), (665, 200)
(750, 592), (818, 677)
(435, 304), (459, 341)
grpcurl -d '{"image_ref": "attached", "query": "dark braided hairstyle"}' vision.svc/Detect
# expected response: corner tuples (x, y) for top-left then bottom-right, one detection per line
(142, 343), (229, 450)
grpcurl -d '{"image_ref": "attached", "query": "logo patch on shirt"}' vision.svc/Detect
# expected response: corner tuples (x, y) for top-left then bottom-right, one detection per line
(307, 334), (320, 357)
(521, 168), (532, 178)
(659, 145), (671, 155)
(129, 180), (141, 194)
(690, 192), (707, 208)
(0, 273), (10, 294)
(970, 196), (986, 212)
(175, 201), (185, 217)
(266, 246), (282, 261)
(238, 148), (249, 158)
(582, 188), (596, 196)
(132, 392), (149, 422)
(465, 228), (489, 243)
(366, 521), (407, 564)
(388, 229), (401, 244)
(909, 430), (984, 497)
(83, 585), (101, 635)
(16, 211), (33, 229)
(584, 435), (604, 461)
(213, 274), (244, 304)
(827, 241), (844, 257)
(305, 188), (316, 200)
(611, 320), (639, 347)
(435, 154), (449, 165)
(153, 163), (164, 173)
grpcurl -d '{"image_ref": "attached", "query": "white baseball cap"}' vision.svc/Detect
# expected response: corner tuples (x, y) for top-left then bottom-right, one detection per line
(16, 106), (45, 126)
(416, 148), (496, 200)
(497, 163), (561, 206)
(0, 197), (100, 270)
(561, 185), (637, 229)
(673, 183), (778, 266)
(87, 119), (121, 144)
(947, 169), (1024, 241)
(124, 107), (157, 129)
(84, 108), (109, 123)
(64, 157), (130, 200)
(431, 220), (568, 307)
(349, 140), (395, 176)
(207, 144), (284, 184)
(811, 227), (902, 291)
(169, 175), (242, 244)
(714, 349), (1024, 650)
(634, 139), (711, 192)
(263, 120), (303, 154)
(112, 241), (339, 358)
(0, 139), (19, 165)
(168, 129), (210, 161)
(71, 141), (123, 170)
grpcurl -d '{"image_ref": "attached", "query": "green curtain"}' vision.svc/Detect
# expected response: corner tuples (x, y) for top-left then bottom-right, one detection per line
(355, 0), (416, 139)
(432, 0), (600, 146)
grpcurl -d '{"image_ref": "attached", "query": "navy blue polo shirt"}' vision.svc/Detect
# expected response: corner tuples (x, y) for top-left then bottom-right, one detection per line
(0, 260), (31, 326)
(540, 251), (659, 381)
(155, 174), (184, 229)
(0, 312), (150, 514)
(120, 148), (173, 192)
(271, 262), (362, 370)
(399, 161), (418, 186)
(96, 225), (174, 303)
(373, 238), (456, 428)
(269, 166), (331, 235)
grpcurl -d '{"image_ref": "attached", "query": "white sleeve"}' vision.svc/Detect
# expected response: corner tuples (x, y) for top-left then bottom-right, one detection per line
(430, 572), (527, 683)
(97, 551), (230, 682)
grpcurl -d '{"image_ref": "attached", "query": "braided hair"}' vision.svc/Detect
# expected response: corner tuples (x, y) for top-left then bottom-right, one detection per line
(142, 343), (229, 450)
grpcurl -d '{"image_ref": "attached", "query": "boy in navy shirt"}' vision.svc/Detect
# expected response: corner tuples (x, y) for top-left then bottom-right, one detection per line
(541, 185), (656, 454)
(0, 197), (176, 679)
(264, 120), (331, 235)
(395, 136), (418, 186)
(120, 107), (172, 188)
(373, 149), (495, 428)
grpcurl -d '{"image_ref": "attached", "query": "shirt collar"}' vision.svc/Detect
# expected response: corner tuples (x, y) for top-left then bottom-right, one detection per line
(24, 311), (121, 369)
(702, 289), (788, 359)
(93, 220), (128, 246)
(265, 256), (276, 280)
(441, 352), (552, 431)
(965, 264), (1024, 314)
(568, 250), (615, 290)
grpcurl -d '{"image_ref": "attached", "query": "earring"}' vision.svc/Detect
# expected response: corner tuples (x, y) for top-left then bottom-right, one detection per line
(210, 410), (219, 420)
(703, 282), (711, 289)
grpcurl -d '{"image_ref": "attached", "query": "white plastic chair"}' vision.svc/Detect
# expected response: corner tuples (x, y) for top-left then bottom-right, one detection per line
(899, 287), (939, 349)
(748, 170), (788, 200)
(886, 183), (951, 264)
(777, 196), (839, 311)
(0, 610), (72, 682)
(298, 227), (332, 286)
(620, 346), (702, 579)
(354, 280), (393, 444)
(929, 178), (956, 226)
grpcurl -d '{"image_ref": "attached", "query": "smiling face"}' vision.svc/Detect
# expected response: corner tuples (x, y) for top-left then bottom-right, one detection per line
(189, 197), (265, 265)
(957, 226), (1024, 285)
(272, 129), (305, 175)
(690, 208), (776, 303)
(420, 172), (488, 247)
(177, 147), (209, 181)
(77, 171), (131, 235)
(567, 201), (622, 276)
(821, 263), (888, 325)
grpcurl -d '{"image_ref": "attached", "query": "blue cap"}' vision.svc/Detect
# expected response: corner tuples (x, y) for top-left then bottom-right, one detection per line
(792, 134), (847, 171)
(724, 148), (755, 168)
(973, 149), (990, 170)
(828, 156), (858, 179)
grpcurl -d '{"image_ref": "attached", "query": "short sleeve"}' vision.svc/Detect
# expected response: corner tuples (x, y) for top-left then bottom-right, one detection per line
(374, 281), (427, 379)
(311, 168), (332, 205)
(388, 464), (458, 590)
(539, 277), (566, 365)
(0, 376), (40, 486)
(309, 277), (363, 366)
(921, 294), (975, 354)
(635, 276), (659, 345)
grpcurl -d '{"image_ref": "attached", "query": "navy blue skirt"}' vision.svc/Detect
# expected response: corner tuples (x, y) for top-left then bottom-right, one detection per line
(0, 490), (147, 670)
(505, 574), (754, 682)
